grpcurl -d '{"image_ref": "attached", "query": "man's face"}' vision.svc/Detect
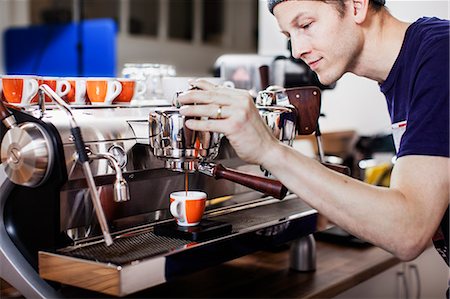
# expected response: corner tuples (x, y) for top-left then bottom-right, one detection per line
(274, 0), (363, 85)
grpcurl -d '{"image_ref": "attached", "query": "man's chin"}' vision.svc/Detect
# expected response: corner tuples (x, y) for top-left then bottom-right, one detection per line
(316, 72), (340, 86)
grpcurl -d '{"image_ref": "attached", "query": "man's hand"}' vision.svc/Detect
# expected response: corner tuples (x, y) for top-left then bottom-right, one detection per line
(177, 79), (280, 165)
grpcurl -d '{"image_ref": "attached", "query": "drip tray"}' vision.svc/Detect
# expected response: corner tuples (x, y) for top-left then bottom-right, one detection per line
(56, 231), (191, 265)
(39, 196), (317, 297)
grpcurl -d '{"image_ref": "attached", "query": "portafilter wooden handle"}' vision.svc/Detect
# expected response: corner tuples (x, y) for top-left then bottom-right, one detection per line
(213, 164), (288, 200)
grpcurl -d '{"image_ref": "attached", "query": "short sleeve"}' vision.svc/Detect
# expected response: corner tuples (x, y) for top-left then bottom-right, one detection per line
(397, 37), (449, 158)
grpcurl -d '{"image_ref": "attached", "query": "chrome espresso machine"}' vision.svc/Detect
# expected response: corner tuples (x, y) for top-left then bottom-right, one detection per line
(0, 84), (343, 298)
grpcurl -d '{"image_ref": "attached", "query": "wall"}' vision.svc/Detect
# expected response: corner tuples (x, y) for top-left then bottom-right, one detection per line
(117, 36), (229, 76)
(117, 0), (258, 77)
(0, 0), (257, 77)
(258, 0), (449, 135)
(117, 0), (257, 76)
(0, 0), (31, 74)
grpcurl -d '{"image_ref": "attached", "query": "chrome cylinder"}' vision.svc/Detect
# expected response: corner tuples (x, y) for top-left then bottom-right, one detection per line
(258, 106), (297, 146)
(289, 234), (316, 272)
(89, 152), (130, 203)
(149, 109), (222, 172)
(0, 123), (53, 187)
(149, 104), (297, 172)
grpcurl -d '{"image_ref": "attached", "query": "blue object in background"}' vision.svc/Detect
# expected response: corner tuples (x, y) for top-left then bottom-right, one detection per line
(3, 19), (117, 77)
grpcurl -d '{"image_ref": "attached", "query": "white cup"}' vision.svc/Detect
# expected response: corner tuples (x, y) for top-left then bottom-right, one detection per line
(170, 191), (207, 226)
(64, 77), (87, 105)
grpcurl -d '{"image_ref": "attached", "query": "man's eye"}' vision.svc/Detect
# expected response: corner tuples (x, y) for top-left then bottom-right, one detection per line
(301, 22), (312, 29)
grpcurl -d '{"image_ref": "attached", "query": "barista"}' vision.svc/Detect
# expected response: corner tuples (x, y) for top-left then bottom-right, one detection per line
(177, 0), (449, 270)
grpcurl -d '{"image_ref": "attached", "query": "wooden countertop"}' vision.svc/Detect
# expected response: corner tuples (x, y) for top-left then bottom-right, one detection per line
(2, 239), (400, 298)
(132, 240), (401, 298)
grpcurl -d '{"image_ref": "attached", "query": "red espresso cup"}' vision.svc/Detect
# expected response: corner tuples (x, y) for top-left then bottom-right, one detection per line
(86, 78), (122, 105)
(115, 78), (147, 104)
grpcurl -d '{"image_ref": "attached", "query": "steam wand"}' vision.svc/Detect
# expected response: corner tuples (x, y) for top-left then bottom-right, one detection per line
(89, 152), (130, 203)
(39, 84), (114, 246)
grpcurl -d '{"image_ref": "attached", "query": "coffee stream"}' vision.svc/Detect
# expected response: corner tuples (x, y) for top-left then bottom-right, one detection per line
(185, 172), (189, 196)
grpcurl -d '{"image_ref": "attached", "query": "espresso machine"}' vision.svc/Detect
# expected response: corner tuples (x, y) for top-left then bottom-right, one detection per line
(0, 84), (333, 297)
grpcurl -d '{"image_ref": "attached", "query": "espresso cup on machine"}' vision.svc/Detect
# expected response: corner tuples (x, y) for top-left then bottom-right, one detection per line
(116, 78), (146, 105)
(64, 77), (87, 105)
(170, 191), (207, 226)
(1, 75), (39, 105)
(86, 78), (122, 105)
(36, 77), (71, 103)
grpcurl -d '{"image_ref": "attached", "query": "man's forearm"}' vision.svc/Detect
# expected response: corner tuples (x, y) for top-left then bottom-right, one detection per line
(261, 142), (441, 260)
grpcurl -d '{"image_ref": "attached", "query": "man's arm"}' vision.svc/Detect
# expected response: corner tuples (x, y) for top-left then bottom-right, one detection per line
(263, 143), (449, 261)
(177, 80), (448, 261)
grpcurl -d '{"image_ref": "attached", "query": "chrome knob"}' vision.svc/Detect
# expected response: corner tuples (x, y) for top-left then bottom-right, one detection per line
(1, 123), (53, 187)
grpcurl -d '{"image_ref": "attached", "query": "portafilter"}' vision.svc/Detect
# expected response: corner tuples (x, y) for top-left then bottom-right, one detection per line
(149, 108), (288, 200)
(149, 108), (222, 172)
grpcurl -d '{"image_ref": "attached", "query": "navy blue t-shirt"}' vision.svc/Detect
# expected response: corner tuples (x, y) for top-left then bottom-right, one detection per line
(380, 17), (449, 266)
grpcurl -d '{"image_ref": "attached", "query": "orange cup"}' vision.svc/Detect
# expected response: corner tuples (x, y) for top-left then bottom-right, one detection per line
(1, 75), (39, 105)
(35, 77), (71, 103)
(170, 191), (207, 226)
(86, 78), (122, 105)
(115, 78), (146, 104)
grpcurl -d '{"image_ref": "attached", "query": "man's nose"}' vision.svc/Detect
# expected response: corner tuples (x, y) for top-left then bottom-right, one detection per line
(290, 36), (311, 60)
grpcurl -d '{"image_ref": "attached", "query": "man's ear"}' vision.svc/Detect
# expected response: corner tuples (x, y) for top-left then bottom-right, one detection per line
(351, 0), (370, 24)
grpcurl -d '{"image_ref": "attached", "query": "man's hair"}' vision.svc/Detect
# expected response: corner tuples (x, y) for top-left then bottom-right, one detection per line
(268, 0), (385, 16)
(324, 0), (385, 17)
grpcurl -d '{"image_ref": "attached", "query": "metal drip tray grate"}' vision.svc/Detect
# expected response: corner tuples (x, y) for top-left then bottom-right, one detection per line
(59, 197), (312, 266)
(208, 197), (312, 232)
(60, 232), (191, 265)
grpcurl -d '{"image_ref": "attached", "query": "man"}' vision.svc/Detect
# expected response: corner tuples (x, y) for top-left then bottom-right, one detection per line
(177, 0), (449, 268)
